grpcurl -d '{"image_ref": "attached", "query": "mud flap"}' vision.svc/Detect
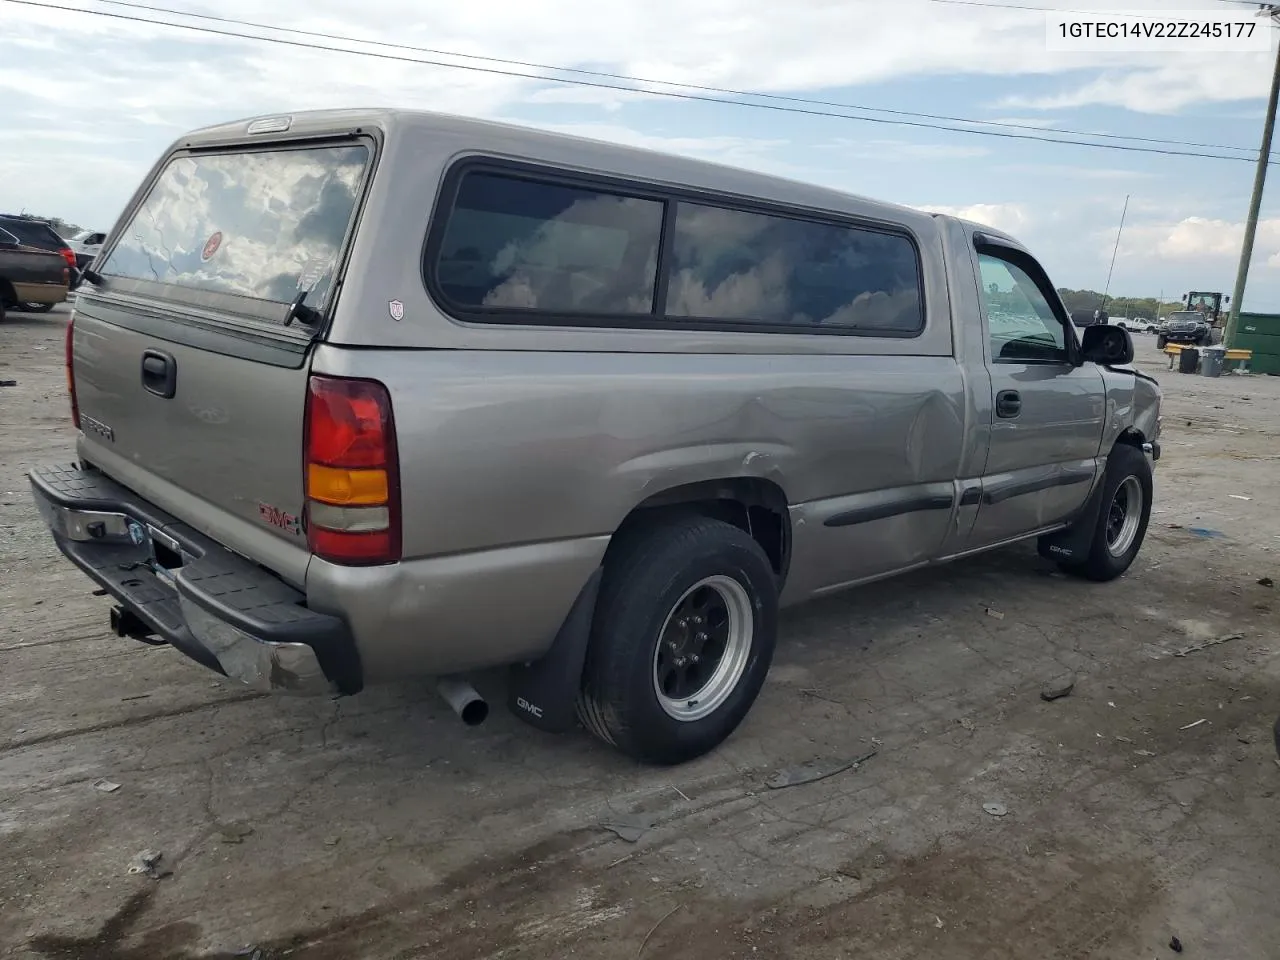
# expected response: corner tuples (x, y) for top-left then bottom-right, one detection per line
(507, 568), (602, 734)
(1037, 473), (1107, 564)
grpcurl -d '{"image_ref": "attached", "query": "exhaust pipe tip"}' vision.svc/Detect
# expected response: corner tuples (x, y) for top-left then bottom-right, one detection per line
(437, 677), (489, 727)
(459, 698), (489, 727)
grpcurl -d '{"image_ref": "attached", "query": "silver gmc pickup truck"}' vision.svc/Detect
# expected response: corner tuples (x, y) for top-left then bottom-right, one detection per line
(30, 109), (1161, 764)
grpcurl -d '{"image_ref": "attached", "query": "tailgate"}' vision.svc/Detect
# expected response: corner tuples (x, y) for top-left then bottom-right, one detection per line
(71, 137), (374, 584)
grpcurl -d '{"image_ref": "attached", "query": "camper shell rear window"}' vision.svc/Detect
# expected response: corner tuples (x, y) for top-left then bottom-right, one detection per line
(100, 142), (371, 322)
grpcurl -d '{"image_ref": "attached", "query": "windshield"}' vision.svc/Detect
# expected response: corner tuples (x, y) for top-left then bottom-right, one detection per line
(101, 143), (369, 307)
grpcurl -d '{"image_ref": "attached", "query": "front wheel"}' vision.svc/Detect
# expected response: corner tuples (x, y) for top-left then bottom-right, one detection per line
(21, 302), (54, 314)
(1156, 335), (1168, 349)
(578, 515), (778, 764)
(1060, 444), (1153, 582)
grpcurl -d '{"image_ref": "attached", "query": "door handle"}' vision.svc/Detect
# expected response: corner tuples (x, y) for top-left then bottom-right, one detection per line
(995, 389), (1021, 419)
(140, 349), (177, 399)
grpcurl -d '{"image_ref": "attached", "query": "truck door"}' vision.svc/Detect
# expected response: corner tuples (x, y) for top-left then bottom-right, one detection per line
(969, 242), (1106, 548)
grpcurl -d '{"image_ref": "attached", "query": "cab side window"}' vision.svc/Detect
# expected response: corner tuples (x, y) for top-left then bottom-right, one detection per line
(977, 251), (1068, 364)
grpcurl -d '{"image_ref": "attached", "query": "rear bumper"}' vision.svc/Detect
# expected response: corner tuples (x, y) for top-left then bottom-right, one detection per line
(28, 463), (360, 695)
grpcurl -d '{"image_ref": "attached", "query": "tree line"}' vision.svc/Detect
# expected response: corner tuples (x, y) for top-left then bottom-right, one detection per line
(1055, 288), (1186, 322)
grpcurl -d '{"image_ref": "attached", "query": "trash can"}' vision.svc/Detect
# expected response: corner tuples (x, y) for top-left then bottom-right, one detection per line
(1178, 347), (1200, 374)
(1200, 346), (1225, 378)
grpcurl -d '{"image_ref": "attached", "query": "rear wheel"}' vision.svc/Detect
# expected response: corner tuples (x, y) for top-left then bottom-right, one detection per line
(578, 515), (778, 764)
(21, 302), (54, 313)
(1156, 335), (1167, 349)
(1060, 444), (1152, 582)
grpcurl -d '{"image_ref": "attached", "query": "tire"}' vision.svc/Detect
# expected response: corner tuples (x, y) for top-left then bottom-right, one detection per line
(1060, 444), (1153, 582)
(1156, 335), (1167, 349)
(578, 515), (778, 765)
(21, 302), (54, 313)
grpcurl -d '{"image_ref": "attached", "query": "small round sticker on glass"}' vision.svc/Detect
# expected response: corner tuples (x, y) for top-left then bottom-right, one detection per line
(201, 231), (223, 262)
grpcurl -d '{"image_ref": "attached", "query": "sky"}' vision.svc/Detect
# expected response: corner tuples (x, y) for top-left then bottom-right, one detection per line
(2, 0), (1278, 308)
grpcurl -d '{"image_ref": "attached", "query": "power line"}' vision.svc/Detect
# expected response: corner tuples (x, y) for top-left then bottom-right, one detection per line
(932, 0), (1278, 13)
(69, 0), (1265, 157)
(2, 0), (1274, 165)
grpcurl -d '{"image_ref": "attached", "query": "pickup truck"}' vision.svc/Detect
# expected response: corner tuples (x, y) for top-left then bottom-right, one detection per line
(0, 227), (69, 321)
(29, 109), (1162, 764)
(1158, 310), (1214, 348)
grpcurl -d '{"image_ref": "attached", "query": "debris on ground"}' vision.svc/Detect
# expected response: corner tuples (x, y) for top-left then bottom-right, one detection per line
(1175, 633), (1244, 657)
(127, 850), (167, 880)
(1136, 750), (1157, 757)
(217, 823), (254, 844)
(600, 812), (655, 843)
(958, 717), (977, 731)
(983, 802), (1008, 817)
(800, 688), (844, 706)
(323, 836), (341, 847)
(1170, 934), (1184, 953)
(1229, 495), (1252, 501)
(637, 903), (684, 957)
(1258, 577), (1274, 588)
(766, 750), (877, 790)
(1187, 527), (1226, 539)
(1040, 675), (1076, 701)
(1180, 718), (1210, 731)
(985, 607), (1005, 620)
(0, 380), (16, 388)
(92, 779), (121, 793)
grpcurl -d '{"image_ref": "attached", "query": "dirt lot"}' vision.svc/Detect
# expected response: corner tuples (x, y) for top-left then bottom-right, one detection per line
(2, 305), (1278, 960)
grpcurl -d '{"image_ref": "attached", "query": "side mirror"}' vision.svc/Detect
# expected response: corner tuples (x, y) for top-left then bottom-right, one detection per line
(1080, 323), (1134, 366)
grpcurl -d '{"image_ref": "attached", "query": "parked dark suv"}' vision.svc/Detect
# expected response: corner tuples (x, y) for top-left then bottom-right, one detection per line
(0, 216), (78, 308)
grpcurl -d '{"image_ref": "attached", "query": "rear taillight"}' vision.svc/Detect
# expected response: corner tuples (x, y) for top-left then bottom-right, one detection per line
(303, 375), (400, 565)
(59, 247), (76, 269)
(65, 316), (79, 428)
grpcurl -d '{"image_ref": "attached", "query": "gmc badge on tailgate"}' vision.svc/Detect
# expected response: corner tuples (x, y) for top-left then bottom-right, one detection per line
(81, 414), (114, 442)
(257, 502), (302, 537)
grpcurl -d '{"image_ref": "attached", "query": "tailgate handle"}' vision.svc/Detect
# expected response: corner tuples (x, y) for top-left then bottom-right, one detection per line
(140, 349), (177, 399)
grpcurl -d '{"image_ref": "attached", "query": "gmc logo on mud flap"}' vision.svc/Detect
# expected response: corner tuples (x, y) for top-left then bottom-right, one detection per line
(257, 502), (301, 536)
(516, 697), (544, 719)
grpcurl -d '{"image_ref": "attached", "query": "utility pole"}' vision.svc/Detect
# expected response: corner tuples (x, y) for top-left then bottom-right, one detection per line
(1225, 4), (1280, 347)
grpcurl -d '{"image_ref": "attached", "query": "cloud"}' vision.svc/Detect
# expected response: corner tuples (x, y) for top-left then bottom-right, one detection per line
(915, 203), (1030, 235)
(1115, 215), (1280, 268)
(1000, 56), (1274, 115)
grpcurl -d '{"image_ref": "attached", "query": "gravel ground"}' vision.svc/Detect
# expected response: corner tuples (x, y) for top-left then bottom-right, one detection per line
(2, 305), (1278, 960)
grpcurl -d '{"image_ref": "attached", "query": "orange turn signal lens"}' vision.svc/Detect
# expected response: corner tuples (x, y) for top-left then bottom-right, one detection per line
(306, 464), (389, 506)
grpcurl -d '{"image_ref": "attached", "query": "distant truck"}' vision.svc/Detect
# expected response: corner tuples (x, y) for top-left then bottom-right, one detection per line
(1109, 317), (1157, 335)
(0, 226), (69, 322)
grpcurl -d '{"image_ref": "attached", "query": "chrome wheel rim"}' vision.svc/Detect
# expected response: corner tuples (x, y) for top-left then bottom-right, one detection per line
(652, 575), (754, 722)
(1106, 476), (1143, 557)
